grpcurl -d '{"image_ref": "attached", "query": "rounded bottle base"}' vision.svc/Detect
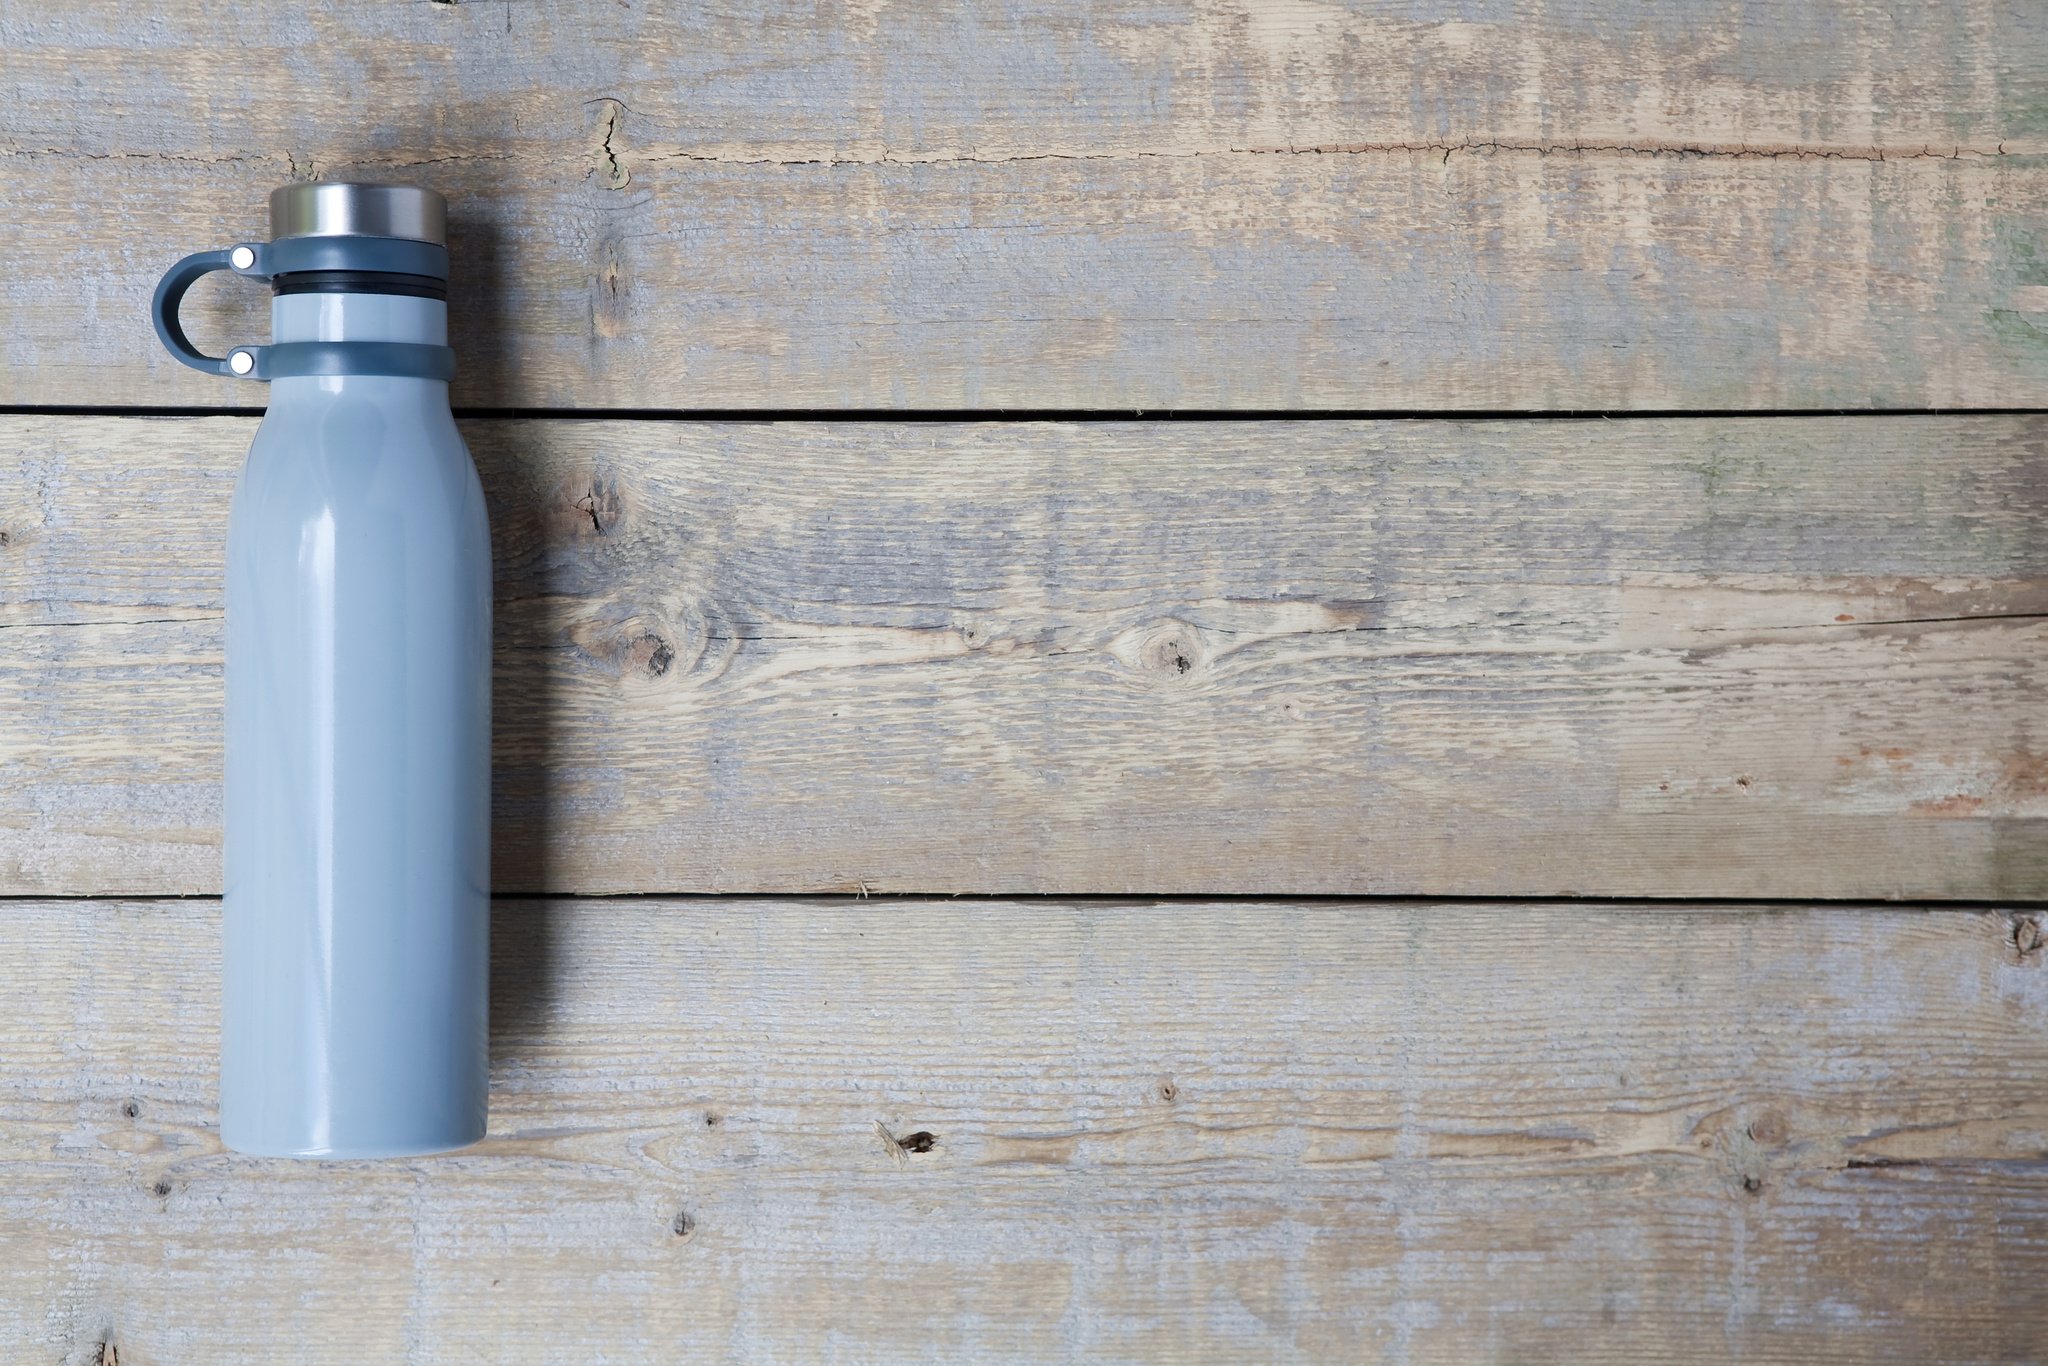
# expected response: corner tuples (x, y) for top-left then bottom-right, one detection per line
(222, 1127), (486, 1160)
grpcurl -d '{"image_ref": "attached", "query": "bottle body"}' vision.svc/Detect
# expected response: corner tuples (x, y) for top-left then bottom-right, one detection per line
(220, 292), (491, 1158)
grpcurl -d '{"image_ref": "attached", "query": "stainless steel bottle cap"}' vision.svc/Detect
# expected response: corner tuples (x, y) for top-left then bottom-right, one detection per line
(269, 183), (447, 245)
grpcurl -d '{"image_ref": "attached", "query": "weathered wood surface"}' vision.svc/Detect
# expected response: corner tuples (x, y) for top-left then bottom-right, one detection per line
(5, 414), (2045, 899)
(2, 898), (2043, 1363)
(4, 2), (2047, 409)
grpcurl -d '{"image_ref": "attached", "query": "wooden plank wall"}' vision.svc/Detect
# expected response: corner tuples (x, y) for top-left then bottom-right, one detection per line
(3, 2), (2046, 1361)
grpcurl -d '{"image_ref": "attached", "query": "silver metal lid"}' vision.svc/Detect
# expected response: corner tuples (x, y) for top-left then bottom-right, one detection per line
(269, 183), (446, 245)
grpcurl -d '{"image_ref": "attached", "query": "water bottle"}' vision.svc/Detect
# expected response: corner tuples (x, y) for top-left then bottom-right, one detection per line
(152, 184), (491, 1158)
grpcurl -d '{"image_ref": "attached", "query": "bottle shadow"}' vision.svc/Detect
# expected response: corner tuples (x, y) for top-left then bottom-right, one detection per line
(444, 205), (563, 1089)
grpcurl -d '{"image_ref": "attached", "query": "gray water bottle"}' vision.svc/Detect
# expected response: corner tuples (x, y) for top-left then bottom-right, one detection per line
(152, 184), (491, 1157)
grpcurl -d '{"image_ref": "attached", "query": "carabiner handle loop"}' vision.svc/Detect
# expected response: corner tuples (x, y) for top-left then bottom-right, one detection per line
(151, 241), (453, 383)
(151, 245), (269, 378)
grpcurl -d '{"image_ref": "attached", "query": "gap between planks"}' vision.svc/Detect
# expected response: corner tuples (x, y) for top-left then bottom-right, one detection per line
(6, 893), (2045, 912)
(8, 406), (2048, 422)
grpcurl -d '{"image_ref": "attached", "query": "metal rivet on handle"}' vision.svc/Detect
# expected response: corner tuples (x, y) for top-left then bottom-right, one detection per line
(230, 246), (256, 270)
(228, 350), (255, 375)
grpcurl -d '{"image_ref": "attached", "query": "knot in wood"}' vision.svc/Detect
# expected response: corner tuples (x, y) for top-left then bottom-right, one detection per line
(1137, 620), (1204, 680)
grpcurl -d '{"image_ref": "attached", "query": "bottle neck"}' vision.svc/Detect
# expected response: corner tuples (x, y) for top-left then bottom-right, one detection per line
(272, 292), (447, 346)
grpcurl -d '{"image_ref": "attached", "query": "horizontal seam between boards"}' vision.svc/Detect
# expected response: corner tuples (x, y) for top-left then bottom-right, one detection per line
(3, 406), (2047, 422)
(1, 892), (2040, 909)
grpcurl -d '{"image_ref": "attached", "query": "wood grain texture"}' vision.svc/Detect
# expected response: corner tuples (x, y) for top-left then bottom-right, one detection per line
(6, 414), (2046, 899)
(2, 898), (2044, 1364)
(3, 2), (2047, 408)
